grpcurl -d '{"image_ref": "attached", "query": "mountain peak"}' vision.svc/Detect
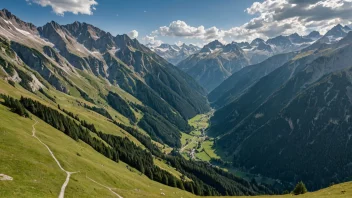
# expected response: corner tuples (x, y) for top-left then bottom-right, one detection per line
(250, 38), (265, 46)
(306, 31), (321, 38)
(324, 24), (351, 38)
(289, 33), (300, 37)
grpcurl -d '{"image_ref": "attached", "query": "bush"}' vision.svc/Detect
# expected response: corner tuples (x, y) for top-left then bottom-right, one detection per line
(293, 181), (307, 195)
(8, 80), (15, 87)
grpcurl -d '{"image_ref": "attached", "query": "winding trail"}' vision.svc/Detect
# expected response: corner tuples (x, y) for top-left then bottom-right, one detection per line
(86, 174), (123, 198)
(31, 120), (78, 198)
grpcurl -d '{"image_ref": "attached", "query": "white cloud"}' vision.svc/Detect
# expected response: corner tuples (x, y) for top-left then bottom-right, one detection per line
(128, 30), (139, 39)
(27, 0), (98, 16)
(142, 35), (163, 47)
(148, 0), (352, 43)
(155, 20), (224, 41)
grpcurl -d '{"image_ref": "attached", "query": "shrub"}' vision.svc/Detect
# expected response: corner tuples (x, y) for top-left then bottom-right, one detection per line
(293, 181), (308, 195)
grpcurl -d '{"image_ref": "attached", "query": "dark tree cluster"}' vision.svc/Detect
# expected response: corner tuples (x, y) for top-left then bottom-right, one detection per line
(106, 91), (136, 122)
(84, 104), (113, 120)
(76, 88), (95, 104)
(58, 105), (80, 121)
(0, 95), (29, 117)
(39, 88), (56, 103)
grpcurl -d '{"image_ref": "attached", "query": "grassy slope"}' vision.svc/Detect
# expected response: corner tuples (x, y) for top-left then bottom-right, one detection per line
(0, 104), (196, 198)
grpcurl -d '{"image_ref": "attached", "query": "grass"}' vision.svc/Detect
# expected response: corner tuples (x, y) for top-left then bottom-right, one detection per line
(188, 114), (209, 129)
(0, 104), (196, 198)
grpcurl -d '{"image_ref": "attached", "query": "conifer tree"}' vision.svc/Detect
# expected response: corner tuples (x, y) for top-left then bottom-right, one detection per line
(293, 181), (308, 195)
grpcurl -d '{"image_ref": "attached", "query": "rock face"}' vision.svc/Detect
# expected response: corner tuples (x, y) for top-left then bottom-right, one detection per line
(177, 40), (251, 92)
(0, 9), (210, 148)
(148, 43), (200, 65)
(209, 31), (352, 190)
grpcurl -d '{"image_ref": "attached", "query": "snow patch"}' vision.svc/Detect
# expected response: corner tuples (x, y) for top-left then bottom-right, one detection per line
(109, 47), (120, 54)
(14, 26), (31, 35)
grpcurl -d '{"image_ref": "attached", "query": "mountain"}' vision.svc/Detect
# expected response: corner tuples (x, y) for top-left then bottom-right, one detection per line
(177, 40), (250, 92)
(208, 26), (348, 108)
(148, 43), (200, 65)
(208, 52), (296, 107)
(315, 24), (351, 44)
(0, 9), (210, 148)
(304, 31), (322, 40)
(177, 32), (322, 92)
(208, 31), (352, 190)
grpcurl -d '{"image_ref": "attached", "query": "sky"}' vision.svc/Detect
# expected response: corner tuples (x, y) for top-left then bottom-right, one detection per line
(2, 0), (352, 47)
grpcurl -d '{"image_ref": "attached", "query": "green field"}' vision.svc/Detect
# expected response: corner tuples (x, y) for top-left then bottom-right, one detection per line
(180, 110), (221, 161)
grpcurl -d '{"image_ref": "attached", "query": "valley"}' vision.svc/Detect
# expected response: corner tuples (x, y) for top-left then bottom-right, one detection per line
(0, 2), (352, 197)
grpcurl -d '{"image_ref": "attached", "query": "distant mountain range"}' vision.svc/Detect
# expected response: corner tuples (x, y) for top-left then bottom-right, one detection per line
(147, 43), (200, 65)
(167, 30), (327, 92)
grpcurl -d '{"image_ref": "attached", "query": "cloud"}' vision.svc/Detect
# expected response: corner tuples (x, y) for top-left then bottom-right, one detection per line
(148, 0), (352, 43)
(26, 0), (98, 16)
(128, 30), (139, 39)
(142, 35), (163, 47)
(154, 20), (225, 42)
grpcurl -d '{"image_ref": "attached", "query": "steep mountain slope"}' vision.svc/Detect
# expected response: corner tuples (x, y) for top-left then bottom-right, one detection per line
(148, 43), (200, 65)
(209, 32), (352, 190)
(177, 40), (250, 92)
(208, 52), (296, 107)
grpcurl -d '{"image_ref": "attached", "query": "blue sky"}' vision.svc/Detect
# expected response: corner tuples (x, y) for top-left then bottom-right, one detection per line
(2, 0), (352, 47)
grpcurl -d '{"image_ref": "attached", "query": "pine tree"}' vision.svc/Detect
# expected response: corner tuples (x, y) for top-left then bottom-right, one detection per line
(292, 181), (308, 195)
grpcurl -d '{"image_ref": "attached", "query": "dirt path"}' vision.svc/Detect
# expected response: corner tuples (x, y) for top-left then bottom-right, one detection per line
(86, 175), (123, 198)
(31, 120), (78, 198)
